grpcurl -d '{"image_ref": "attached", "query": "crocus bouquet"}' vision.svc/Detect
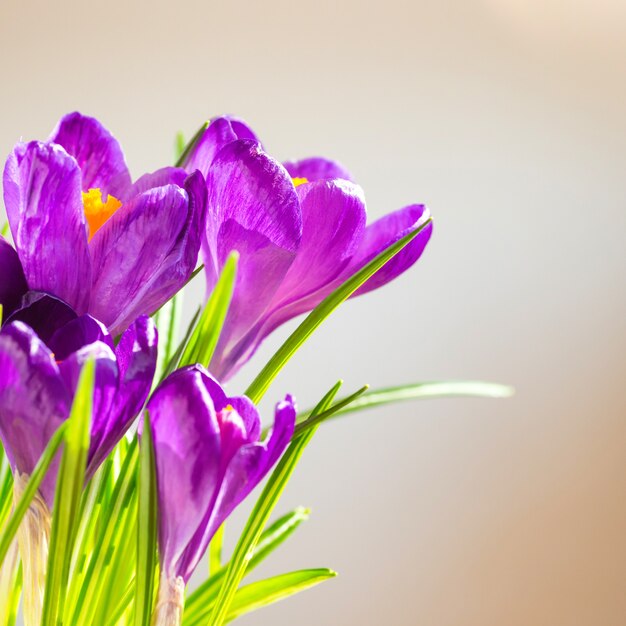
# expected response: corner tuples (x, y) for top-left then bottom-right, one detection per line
(0, 113), (510, 626)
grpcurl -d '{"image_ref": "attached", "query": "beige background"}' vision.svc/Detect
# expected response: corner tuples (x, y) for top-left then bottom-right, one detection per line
(1, 1), (625, 624)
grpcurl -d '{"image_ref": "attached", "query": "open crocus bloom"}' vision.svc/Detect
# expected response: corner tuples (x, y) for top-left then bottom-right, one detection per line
(182, 116), (433, 379)
(0, 314), (157, 506)
(3, 112), (206, 337)
(147, 365), (296, 585)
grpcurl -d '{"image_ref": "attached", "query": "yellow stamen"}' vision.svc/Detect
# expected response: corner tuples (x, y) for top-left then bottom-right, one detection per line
(82, 188), (122, 241)
(291, 177), (308, 188)
(224, 404), (234, 412)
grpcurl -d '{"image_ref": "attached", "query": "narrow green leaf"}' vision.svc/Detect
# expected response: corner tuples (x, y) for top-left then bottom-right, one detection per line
(245, 218), (432, 404)
(134, 413), (158, 626)
(226, 568), (337, 622)
(0, 222), (8, 238)
(293, 384), (370, 437)
(297, 380), (515, 424)
(160, 306), (201, 382)
(154, 293), (183, 383)
(209, 523), (224, 576)
(179, 251), (238, 369)
(0, 424), (66, 568)
(175, 131), (186, 161)
(175, 121), (210, 168)
(207, 381), (342, 626)
(67, 440), (138, 625)
(184, 507), (310, 622)
(42, 359), (95, 625)
(247, 506), (310, 571)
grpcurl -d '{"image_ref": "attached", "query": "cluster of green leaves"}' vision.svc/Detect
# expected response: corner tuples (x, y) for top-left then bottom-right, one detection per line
(0, 135), (512, 625)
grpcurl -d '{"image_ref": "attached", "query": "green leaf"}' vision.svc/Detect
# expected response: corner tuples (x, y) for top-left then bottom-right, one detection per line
(293, 384), (370, 437)
(184, 507), (310, 623)
(66, 440), (138, 625)
(226, 568), (337, 622)
(159, 306), (201, 383)
(175, 121), (210, 168)
(134, 413), (158, 626)
(153, 293), (183, 384)
(207, 381), (343, 626)
(179, 251), (238, 369)
(209, 523), (224, 576)
(297, 380), (515, 425)
(245, 218), (432, 404)
(0, 425), (66, 568)
(175, 131), (186, 161)
(0, 222), (8, 238)
(42, 359), (95, 625)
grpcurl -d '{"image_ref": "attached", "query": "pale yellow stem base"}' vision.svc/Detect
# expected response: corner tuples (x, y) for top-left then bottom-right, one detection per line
(151, 574), (185, 626)
(13, 473), (51, 626)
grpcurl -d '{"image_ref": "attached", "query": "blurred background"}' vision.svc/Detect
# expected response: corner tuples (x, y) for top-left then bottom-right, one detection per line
(1, 1), (625, 624)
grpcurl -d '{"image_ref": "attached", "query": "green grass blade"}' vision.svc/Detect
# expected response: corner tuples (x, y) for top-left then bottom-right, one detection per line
(207, 381), (343, 626)
(209, 523), (224, 576)
(298, 380), (515, 424)
(67, 441), (138, 625)
(184, 507), (310, 622)
(160, 307), (201, 383)
(245, 218), (432, 403)
(175, 131), (186, 161)
(226, 568), (337, 622)
(134, 413), (158, 626)
(42, 359), (95, 625)
(293, 385), (370, 437)
(0, 424), (66, 568)
(154, 293), (183, 383)
(179, 252), (238, 369)
(175, 121), (210, 168)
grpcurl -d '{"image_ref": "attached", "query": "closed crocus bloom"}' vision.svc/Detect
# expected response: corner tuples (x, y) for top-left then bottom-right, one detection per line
(147, 366), (296, 625)
(183, 116), (432, 379)
(3, 112), (207, 336)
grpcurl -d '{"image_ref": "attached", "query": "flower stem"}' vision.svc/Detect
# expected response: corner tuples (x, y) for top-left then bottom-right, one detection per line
(151, 573), (185, 626)
(14, 473), (51, 626)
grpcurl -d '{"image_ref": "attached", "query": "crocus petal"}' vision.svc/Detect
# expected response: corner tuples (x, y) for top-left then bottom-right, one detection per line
(57, 341), (119, 474)
(283, 156), (353, 182)
(0, 322), (70, 505)
(343, 204), (433, 296)
(148, 366), (224, 581)
(180, 394), (296, 581)
(48, 112), (132, 197)
(122, 167), (187, 201)
(0, 237), (27, 318)
(214, 180), (367, 377)
(89, 172), (206, 335)
(48, 314), (113, 363)
(3, 141), (92, 313)
(148, 366), (295, 582)
(6, 292), (78, 345)
(204, 140), (301, 377)
(184, 116), (261, 178)
(87, 315), (157, 473)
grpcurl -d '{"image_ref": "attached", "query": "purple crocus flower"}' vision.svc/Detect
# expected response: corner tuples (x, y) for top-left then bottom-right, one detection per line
(0, 314), (157, 506)
(3, 112), (206, 337)
(182, 116), (433, 379)
(147, 365), (296, 587)
(0, 235), (27, 320)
